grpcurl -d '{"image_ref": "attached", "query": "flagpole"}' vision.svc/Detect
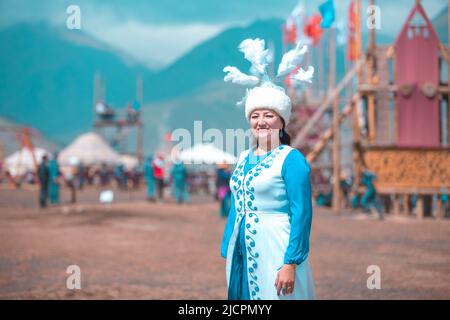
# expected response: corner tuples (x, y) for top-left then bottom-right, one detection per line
(329, 26), (341, 212)
(448, 0), (450, 145)
(353, 0), (363, 194)
(319, 37), (324, 100)
(367, 0), (376, 143)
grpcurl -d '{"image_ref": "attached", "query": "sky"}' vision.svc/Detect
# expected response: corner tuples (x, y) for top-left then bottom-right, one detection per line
(0, 0), (447, 69)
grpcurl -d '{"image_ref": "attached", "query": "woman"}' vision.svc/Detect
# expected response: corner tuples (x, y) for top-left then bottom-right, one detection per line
(221, 83), (316, 300)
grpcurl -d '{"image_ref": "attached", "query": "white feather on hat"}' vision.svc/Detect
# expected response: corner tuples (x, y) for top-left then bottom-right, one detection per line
(223, 37), (314, 124)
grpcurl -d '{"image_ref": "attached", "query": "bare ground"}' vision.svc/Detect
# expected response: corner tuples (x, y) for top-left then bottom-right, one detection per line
(0, 186), (449, 299)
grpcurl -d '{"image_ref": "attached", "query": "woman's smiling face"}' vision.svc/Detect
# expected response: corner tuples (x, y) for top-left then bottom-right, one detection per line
(249, 108), (284, 145)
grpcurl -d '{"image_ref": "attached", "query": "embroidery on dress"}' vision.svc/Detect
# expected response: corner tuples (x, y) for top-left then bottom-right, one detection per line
(229, 145), (285, 299)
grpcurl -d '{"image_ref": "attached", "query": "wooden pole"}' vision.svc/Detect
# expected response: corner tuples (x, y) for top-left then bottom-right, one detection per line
(393, 194), (401, 216)
(93, 72), (101, 128)
(436, 195), (443, 219)
(403, 194), (410, 216)
(417, 195), (424, 219)
(329, 27), (341, 212)
(307, 93), (360, 163)
(354, 0), (363, 191)
(319, 39), (324, 99)
(136, 74), (144, 162)
(367, 0), (376, 143)
(291, 58), (364, 148)
(448, 0), (450, 145)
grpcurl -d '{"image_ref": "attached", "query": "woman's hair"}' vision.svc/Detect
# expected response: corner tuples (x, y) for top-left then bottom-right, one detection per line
(279, 118), (291, 146)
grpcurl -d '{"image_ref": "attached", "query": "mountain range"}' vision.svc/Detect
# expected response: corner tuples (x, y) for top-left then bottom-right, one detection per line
(0, 5), (448, 156)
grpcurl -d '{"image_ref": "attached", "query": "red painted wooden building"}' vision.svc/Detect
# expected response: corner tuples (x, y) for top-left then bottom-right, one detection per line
(394, 3), (441, 147)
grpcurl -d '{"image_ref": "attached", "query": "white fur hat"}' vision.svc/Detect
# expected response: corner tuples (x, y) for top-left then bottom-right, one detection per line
(245, 83), (292, 125)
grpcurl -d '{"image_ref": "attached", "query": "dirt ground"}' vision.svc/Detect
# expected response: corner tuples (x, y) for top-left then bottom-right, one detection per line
(0, 185), (449, 300)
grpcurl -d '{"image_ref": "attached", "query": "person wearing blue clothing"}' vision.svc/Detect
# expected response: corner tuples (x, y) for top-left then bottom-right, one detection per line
(360, 170), (383, 220)
(143, 156), (155, 201)
(170, 161), (189, 204)
(48, 153), (61, 204)
(37, 155), (50, 208)
(220, 84), (316, 300)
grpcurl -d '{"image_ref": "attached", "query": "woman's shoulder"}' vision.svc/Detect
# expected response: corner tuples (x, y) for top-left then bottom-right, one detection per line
(284, 147), (310, 171)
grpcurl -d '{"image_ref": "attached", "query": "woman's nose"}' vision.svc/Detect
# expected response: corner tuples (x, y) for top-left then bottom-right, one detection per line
(257, 118), (267, 126)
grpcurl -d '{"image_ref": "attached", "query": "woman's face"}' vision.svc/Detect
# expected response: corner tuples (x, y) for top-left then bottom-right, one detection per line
(249, 108), (284, 146)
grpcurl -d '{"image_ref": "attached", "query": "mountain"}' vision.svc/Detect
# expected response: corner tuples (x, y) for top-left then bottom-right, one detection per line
(139, 18), (288, 152)
(144, 19), (285, 102)
(1, 10), (448, 155)
(0, 22), (153, 145)
(0, 19), (287, 154)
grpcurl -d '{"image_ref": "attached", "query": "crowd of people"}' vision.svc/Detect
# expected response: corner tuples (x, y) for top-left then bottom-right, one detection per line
(1, 152), (234, 211)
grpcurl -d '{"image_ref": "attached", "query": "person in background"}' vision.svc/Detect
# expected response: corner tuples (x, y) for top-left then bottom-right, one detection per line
(144, 156), (155, 201)
(339, 172), (352, 209)
(48, 153), (61, 204)
(441, 194), (449, 217)
(87, 166), (96, 185)
(361, 170), (384, 220)
(152, 153), (165, 202)
(216, 163), (231, 218)
(98, 162), (110, 186)
(76, 162), (85, 190)
(64, 166), (77, 204)
(37, 155), (50, 208)
(114, 164), (127, 190)
(130, 165), (141, 190)
(170, 160), (189, 205)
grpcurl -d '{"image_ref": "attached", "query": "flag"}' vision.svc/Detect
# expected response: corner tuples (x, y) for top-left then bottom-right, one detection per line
(318, 0), (335, 28)
(304, 14), (324, 45)
(164, 132), (172, 141)
(283, 17), (297, 45)
(347, 0), (359, 60)
(291, 2), (311, 46)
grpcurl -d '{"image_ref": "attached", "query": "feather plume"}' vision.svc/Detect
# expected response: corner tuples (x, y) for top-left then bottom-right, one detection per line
(223, 66), (260, 86)
(291, 66), (314, 84)
(238, 38), (270, 75)
(276, 43), (308, 77)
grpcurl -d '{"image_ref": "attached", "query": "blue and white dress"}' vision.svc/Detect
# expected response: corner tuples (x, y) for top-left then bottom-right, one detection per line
(221, 144), (316, 300)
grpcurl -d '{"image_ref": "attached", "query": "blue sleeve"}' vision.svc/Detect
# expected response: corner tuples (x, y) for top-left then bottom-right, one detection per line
(221, 194), (236, 259)
(281, 149), (313, 265)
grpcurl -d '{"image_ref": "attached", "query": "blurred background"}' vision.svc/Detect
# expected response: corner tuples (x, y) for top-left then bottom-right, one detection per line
(0, 0), (449, 300)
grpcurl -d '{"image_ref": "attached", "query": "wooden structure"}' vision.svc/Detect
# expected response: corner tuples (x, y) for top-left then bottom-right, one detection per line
(289, 0), (450, 219)
(92, 73), (144, 162)
(0, 126), (41, 186)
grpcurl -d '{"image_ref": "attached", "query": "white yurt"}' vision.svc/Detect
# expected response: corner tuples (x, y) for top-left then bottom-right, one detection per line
(118, 154), (139, 170)
(58, 132), (120, 166)
(4, 147), (50, 177)
(178, 143), (237, 165)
